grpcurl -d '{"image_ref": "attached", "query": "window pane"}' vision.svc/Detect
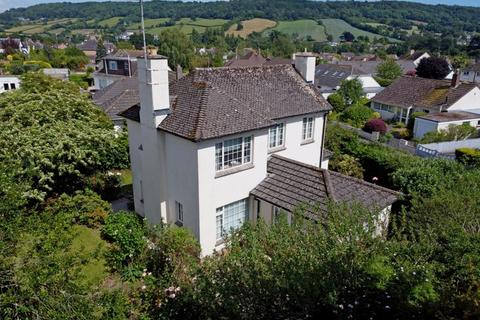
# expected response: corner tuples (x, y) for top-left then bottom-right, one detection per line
(243, 136), (251, 163)
(223, 138), (243, 169)
(278, 124), (284, 145)
(268, 127), (277, 148)
(302, 118), (307, 140)
(215, 142), (223, 171)
(221, 199), (248, 236)
(216, 212), (223, 240)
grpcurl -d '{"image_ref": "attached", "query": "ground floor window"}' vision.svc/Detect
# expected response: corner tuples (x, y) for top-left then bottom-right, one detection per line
(216, 198), (249, 240)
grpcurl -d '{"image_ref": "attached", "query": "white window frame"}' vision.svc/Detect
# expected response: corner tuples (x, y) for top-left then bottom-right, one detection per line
(215, 199), (249, 241)
(302, 117), (314, 142)
(268, 123), (285, 149)
(175, 201), (183, 223)
(215, 136), (252, 172)
(108, 60), (118, 71)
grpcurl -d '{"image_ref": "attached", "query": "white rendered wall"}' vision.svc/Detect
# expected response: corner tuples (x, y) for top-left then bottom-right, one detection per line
(447, 87), (480, 111)
(164, 134), (200, 238)
(126, 119), (145, 215)
(0, 76), (20, 93)
(196, 112), (326, 255)
(437, 119), (480, 130)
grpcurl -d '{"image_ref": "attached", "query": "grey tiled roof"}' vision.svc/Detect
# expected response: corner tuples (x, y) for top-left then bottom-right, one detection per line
(159, 65), (331, 141)
(417, 111), (480, 122)
(96, 71), (177, 121)
(372, 76), (477, 111)
(93, 77), (139, 121)
(315, 64), (360, 89)
(251, 155), (401, 220)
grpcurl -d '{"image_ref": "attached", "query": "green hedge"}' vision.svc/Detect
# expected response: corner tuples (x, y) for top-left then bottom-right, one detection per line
(455, 148), (480, 167)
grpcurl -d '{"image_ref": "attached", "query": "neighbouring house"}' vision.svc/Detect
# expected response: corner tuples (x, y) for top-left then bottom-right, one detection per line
(405, 50), (431, 67)
(77, 38), (116, 64)
(416, 138), (480, 159)
(314, 64), (383, 99)
(0, 75), (20, 93)
(413, 111), (480, 139)
(371, 75), (480, 124)
(92, 69), (179, 129)
(224, 50), (293, 68)
(119, 54), (400, 255)
(93, 49), (144, 90)
(340, 59), (417, 76)
(42, 68), (70, 80)
(0, 38), (29, 54)
(460, 62), (480, 84)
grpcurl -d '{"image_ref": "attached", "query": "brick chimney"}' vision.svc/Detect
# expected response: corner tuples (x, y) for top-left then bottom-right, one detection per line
(451, 69), (460, 88)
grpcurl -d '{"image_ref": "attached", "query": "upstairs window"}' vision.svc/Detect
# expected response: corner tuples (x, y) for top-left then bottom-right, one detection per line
(3, 83), (8, 90)
(268, 123), (285, 149)
(302, 117), (314, 141)
(10, 83), (15, 90)
(108, 60), (118, 71)
(215, 136), (252, 171)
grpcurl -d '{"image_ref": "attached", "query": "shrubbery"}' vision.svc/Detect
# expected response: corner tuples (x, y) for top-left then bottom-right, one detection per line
(340, 104), (375, 127)
(364, 118), (388, 134)
(102, 211), (146, 274)
(455, 147), (480, 167)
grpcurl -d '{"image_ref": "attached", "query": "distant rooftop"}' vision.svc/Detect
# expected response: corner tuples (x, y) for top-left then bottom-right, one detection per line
(417, 111), (480, 122)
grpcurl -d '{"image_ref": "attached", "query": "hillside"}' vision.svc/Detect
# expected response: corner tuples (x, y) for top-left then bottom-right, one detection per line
(0, 0), (479, 39)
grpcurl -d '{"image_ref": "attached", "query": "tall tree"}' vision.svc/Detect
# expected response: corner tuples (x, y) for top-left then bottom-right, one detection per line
(376, 59), (402, 86)
(95, 38), (107, 62)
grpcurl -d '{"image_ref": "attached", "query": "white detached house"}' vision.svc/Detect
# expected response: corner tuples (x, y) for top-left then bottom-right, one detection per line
(121, 55), (400, 255)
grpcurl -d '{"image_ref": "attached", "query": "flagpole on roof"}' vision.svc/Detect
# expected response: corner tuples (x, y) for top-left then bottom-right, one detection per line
(139, 0), (148, 62)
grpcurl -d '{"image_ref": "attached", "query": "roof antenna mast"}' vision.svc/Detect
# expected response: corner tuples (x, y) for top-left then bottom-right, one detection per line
(140, 0), (148, 62)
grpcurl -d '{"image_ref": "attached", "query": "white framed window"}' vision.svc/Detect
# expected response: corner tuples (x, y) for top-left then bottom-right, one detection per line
(108, 60), (118, 71)
(215, 136), (252, 171)
(268, 123), (285, 149)
(215, 199), (249, 240)
(272, 206), (281, 222)
(3, 83), (8, 90)
(175, 201), (183, 222)
(302, 117), (314, 141)
(10, 83), (15, 90)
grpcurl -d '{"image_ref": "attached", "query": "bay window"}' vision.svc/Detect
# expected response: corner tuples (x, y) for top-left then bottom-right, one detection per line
(268, 123), (285, 149)
(215, 136), (252, 171)
(302, 117), (314, 141)
(216, 199), (249, 240)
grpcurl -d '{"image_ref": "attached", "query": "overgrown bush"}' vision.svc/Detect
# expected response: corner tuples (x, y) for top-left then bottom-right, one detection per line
(364, 118), (388, 134)
(341, 104), (375, 127)
(44, 190), (112, 227)
(456, 148), (480, 167)
(329, 154), (364, 179)
(327, 92), (346, 113)
(421, 123), (477, 144)
(87, 171), (123, 201)
(102, 211), (146, 274)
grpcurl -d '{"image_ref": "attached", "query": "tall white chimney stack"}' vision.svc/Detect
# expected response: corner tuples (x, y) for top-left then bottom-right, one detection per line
(294, 52), (316, 83)
(138, 55), (170, 128)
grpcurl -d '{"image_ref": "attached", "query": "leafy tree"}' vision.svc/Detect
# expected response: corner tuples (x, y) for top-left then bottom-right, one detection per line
(330, 154), (364, 179)
(96, 38), (107, 62)
(340, 104), (375, 127)
(337, 78), (365, 106)
(376, 59), (402, 86)
(327, 92), (346, 113)
(155, 29), (195, 70)
(0, 73), (129, 204)
(416, 56), (450, 80)
(341, 31), (355, 42)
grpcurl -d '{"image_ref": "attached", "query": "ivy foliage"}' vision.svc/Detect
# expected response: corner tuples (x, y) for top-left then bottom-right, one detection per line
(0, 73), (129, 205)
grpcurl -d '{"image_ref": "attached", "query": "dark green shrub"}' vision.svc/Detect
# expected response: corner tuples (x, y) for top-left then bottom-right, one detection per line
(86, 171), (122, 201)
(327, 92), (346, 113)
(455, 148), (480, 167)
(44, 190), (112, 227)
(102, 211), (146, 273)
(341, 104), (375, 127)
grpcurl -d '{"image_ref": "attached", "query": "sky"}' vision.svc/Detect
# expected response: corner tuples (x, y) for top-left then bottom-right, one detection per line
(0, 0), (478, 13)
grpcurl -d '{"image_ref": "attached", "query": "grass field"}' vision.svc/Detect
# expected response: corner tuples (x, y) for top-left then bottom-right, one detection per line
(226, 18), (276, 38)
(98, 16), (122, 27)
(177, 18), (228, 27)
(5, 18), (78, 35)
(128, 17), (227, 35)
(268, 20), (327, 41)
(321, 19), (385, 41)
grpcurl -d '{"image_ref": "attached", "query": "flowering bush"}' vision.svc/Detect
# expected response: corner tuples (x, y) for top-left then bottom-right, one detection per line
(102, 211), (146, 272)
(364, 118), (388, 134)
